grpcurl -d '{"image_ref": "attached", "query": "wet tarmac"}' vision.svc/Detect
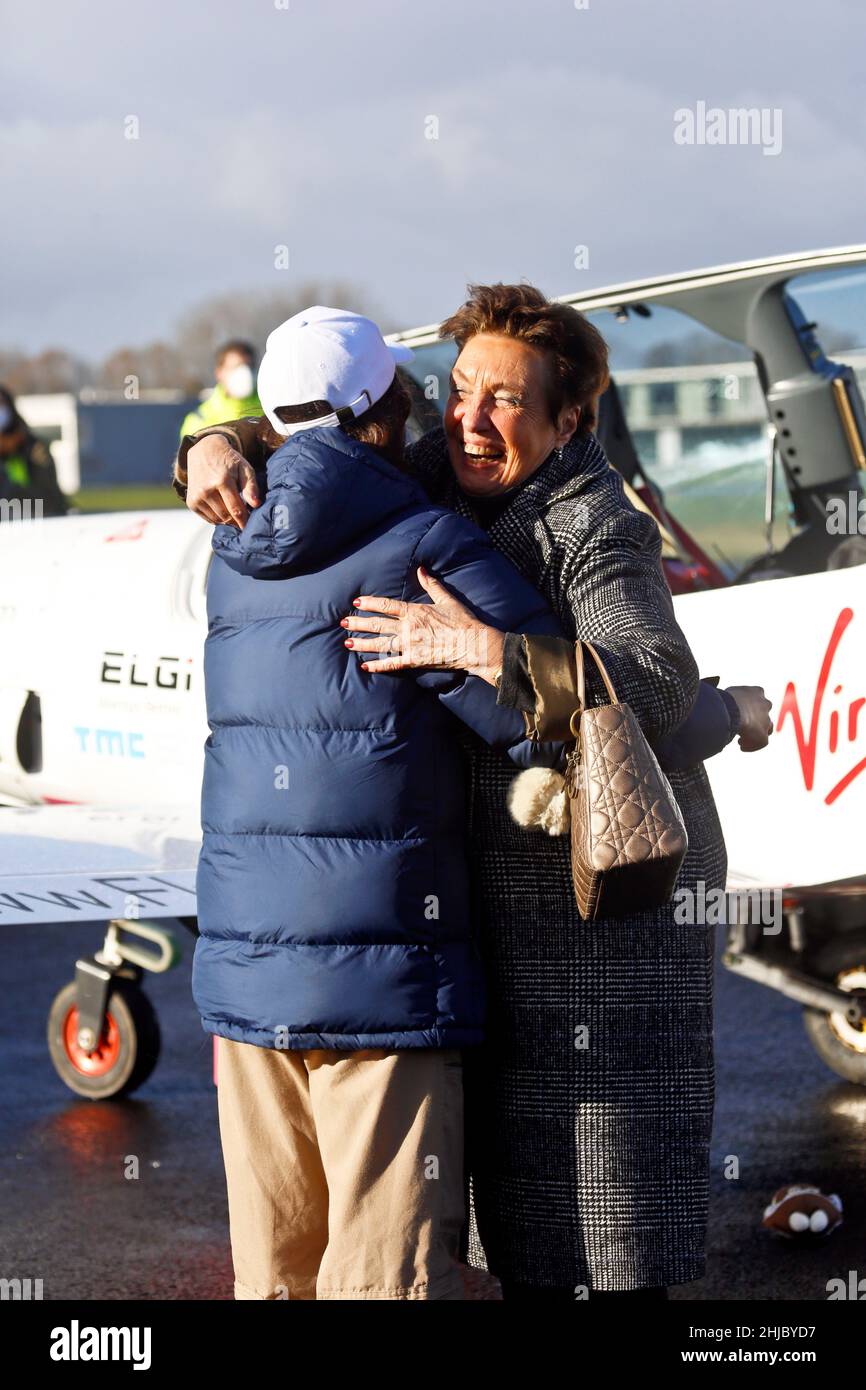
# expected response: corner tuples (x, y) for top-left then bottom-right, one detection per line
(1, 920), (863, 1301)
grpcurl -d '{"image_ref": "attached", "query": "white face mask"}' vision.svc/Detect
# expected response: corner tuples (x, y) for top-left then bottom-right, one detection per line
(224, 363), (255, 400)
(0, 404), (13, 431)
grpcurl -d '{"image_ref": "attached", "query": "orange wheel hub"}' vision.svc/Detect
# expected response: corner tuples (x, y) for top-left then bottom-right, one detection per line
(62, 1005), (121, 1076)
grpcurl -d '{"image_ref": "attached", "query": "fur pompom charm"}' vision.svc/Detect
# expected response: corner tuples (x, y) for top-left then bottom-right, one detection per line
(507, 768), (571, 836)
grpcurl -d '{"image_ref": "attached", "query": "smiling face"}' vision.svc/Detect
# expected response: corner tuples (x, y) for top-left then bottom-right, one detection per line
(444, 333), (580, 496)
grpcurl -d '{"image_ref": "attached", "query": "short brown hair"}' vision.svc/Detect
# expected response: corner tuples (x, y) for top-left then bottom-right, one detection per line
(271, 373), (411, 463)
(439, 283), (610, 435)
(215, 339), (256, 368)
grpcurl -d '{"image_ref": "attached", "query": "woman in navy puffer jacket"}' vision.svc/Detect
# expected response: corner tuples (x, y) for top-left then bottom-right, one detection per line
(192, 421), (562, 1052)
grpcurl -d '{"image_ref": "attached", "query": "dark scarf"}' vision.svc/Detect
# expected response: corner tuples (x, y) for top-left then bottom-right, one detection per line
(406, 426), (612, 577)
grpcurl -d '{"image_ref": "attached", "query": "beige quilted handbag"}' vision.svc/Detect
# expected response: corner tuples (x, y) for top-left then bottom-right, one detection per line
(565, 640), (688, 920)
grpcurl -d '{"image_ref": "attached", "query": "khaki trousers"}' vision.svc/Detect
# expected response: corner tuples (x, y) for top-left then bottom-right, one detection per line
(216, 1038), (466, 1300)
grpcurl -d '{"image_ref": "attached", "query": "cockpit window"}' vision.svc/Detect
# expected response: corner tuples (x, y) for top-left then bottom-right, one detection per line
(586, 303), (787, 575)
(785, 266), (866, 378)
(401, 341), (457, 425)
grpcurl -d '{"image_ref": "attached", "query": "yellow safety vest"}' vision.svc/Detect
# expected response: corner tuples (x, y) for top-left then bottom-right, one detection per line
(180, 384), (262, 441)
(4, 456), (29, 487)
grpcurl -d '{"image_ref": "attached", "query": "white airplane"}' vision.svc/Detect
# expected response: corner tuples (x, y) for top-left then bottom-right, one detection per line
(0, 509), (207, 1096)
(2, 245), (865, 1096)
(0, 508), (210, 808)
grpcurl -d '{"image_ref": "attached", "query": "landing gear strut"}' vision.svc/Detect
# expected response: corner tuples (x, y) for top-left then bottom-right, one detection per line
(47, 918), (181, 1100)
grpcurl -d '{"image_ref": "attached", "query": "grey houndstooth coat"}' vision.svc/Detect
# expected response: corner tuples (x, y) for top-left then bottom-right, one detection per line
(409, 427), (727, 1291)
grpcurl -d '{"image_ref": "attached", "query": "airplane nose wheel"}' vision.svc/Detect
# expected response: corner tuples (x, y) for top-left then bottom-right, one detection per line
(803, 934), (866, 1085)
(48, 978), (161, 1099)
(46, 917), (180, 1100)
(826, 967), (866, 1050)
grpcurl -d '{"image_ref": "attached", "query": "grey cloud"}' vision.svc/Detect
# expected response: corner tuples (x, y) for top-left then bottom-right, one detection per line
(2, 0), (863, 356)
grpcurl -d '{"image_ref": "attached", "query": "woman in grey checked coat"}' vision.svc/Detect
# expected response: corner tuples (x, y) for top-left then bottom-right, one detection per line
(174, 284), (767, 1300)
(401, 423), (727, 1298)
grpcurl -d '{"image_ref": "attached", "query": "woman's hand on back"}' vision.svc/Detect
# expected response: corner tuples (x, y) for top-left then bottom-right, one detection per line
(185, 435), (261, 528)
(341, 567), (506, 685)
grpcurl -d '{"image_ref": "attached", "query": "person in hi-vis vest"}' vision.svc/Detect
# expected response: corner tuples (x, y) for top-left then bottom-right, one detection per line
(180, 339), (262, 441)
(0, 383), (68, 516)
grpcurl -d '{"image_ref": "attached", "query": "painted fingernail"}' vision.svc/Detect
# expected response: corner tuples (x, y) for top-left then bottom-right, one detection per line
(339, 618), (348, 627)
(360, 663), (369, 671)
(344, 639), (354, 648)
(352, 598), (361, 607)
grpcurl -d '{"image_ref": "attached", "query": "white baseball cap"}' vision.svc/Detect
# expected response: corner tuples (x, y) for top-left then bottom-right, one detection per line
(257, 305), (415, 437)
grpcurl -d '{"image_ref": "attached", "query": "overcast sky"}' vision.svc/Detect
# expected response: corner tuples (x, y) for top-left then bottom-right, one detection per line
(3, 0), (864, 358)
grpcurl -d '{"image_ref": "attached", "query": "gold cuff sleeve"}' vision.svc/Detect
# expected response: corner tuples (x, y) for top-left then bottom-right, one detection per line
(523, 635), (581, 741)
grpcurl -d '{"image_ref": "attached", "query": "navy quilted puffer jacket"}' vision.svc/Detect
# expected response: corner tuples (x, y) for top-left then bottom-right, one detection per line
(192, 427), (561, 1050)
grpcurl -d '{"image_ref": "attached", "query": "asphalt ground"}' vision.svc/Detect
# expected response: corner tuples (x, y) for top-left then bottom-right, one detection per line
(1, 919), (862, 1301)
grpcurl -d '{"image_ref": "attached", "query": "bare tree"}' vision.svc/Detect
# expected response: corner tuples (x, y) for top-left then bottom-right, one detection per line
(0, 348), (91, 395)
(98, 342), (192, 393)
(174, 282), (383, 383)
(0, 280), (385, 398)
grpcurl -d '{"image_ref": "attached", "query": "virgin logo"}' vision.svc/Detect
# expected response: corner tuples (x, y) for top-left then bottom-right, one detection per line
(777, 608), (866, 805)
(105, 518), (148, 543)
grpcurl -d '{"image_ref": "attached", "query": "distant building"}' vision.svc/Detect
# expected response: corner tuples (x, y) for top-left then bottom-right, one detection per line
(615, 351), (866, 471)
(19, 351), (866, 496)
(16, 390), (200, 495)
